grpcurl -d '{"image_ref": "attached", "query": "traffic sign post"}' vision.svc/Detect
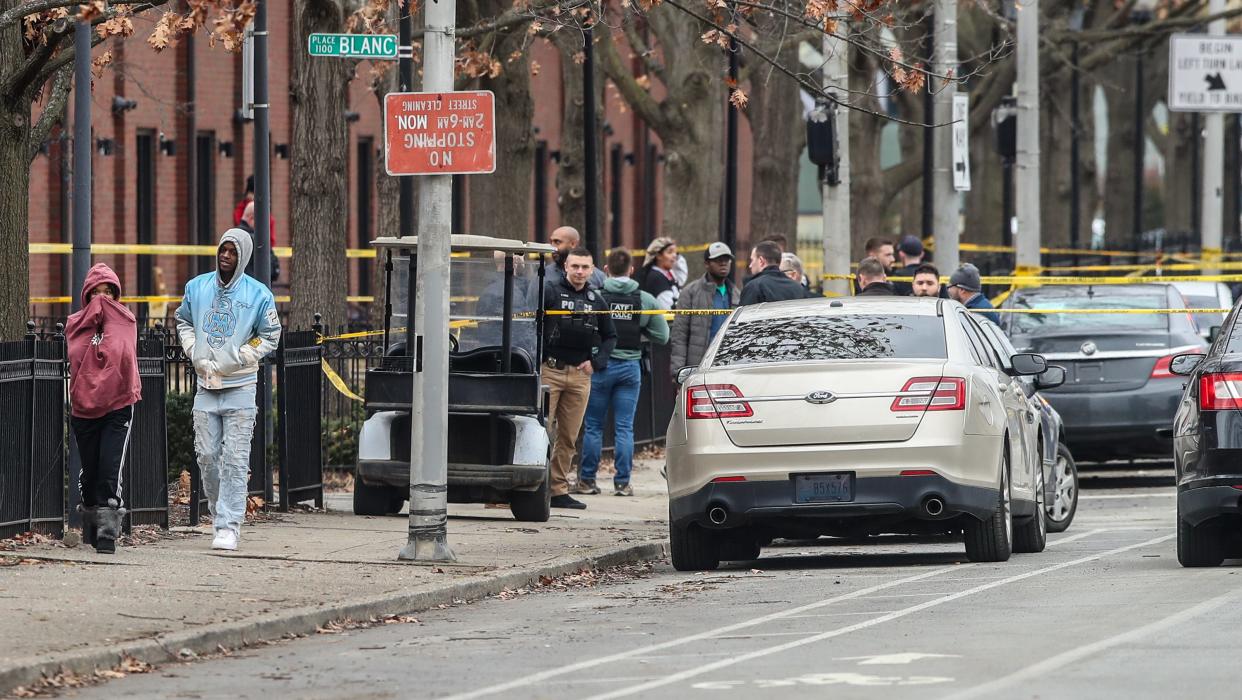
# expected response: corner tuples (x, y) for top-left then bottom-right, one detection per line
(384, 90), (497, 176)
(307, 33), (401, 60)
(1168, 33), (1242, 113)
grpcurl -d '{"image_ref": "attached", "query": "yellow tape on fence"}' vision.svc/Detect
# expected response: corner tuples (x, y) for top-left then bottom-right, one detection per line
(320, 359), (364, 402)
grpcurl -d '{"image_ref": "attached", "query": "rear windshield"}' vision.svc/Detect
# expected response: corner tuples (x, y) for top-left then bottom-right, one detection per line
(1184, 295), (1226, 335)
(1007, 292), (1169, 334)
(711, 314), (947, 367)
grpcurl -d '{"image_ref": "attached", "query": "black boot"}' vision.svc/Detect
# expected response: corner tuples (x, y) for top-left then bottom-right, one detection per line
(94, 499), (125, 554)
(76, 504), (97, 548)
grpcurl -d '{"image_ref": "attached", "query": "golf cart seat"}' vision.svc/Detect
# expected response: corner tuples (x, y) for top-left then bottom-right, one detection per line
(449, 346), (535, 375)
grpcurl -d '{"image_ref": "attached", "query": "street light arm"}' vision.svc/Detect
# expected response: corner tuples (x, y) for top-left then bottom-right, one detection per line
(27, 63), (73, 164)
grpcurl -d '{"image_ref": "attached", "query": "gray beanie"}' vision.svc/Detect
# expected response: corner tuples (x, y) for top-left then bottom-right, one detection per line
(948, 263), (982, 293)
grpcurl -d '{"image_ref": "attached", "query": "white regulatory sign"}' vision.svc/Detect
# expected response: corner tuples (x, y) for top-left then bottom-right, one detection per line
(1168, 33), (1242, 113)
(951, 93), (971, 192)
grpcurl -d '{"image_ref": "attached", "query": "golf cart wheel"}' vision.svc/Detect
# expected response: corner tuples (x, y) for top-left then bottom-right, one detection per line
(510, 472), (551, 522)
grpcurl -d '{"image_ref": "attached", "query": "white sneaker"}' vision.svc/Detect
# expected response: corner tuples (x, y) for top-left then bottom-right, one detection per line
(211, 530), (238, 551)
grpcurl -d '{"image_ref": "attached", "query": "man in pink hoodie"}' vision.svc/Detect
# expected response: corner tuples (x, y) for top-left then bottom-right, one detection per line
(65, 264), (143, 554)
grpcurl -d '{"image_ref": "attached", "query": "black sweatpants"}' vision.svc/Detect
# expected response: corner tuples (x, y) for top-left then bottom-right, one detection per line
(71, 405), (134, 509)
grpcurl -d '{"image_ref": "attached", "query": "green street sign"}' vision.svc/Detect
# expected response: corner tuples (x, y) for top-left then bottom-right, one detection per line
(308, 33), (400, 60)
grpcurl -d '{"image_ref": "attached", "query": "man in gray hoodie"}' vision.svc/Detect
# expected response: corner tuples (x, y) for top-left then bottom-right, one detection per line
(576, 249), (670, 496)
(176, 229), (281, 551)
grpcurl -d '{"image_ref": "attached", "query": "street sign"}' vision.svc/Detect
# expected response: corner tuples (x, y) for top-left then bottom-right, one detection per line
(1169, 33), (1242, 112)
(384, 91), (497, 176)
(951, 93), (971, 192)
(307, 33), (400, 60)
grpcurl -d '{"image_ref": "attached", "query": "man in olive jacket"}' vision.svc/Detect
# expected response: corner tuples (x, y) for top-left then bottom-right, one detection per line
(670, 243), (740, 375)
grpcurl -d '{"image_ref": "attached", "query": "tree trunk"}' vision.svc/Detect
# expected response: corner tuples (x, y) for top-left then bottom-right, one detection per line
(1100, 53), (1159, 250)
(290, 0), (351, 329)
(850, 107), (887, 257)
(469, 17), (533, 241)
(896, 124), (923, 238)
(552, 30), (604, 251)
(0, 99), (30, 339)
(746, 31), (804, 245)
(1164, 111), (1198, 236)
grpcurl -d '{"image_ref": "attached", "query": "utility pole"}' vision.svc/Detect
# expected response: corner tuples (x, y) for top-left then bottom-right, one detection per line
(68, 17), (93, 527)
(932, 0), (959, 273)
(1014, 0), (1041, 273)
(253, 0), (273, 504)
(821, 24), (850, 297)
(1202, 0), (1226, 274)
(399, 0), (456, 562)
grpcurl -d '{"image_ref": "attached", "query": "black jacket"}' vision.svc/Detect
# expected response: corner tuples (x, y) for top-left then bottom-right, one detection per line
(739, 266), (806, 306)
(892, 263), (918, 296)
(858, 281), (898, 296)
(542, 278), (617, 369)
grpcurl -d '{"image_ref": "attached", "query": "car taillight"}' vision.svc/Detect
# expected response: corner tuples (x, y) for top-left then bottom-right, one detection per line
(891, 377), (966, 412)
(1150, 354), (1177, 379)
(686, 384), (754, 419)
(1200, 373), (1242, 410)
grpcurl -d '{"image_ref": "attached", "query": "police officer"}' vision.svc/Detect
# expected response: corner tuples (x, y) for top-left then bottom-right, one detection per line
(543, 247), (617, 509)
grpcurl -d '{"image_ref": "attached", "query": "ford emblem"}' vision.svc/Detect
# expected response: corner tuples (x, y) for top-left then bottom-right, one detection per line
(1080, 341), (1097, 356)
(806, 390), (836, 404)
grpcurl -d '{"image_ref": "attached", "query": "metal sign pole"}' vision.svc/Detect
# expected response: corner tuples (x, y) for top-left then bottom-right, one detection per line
(67, 18), (93, 528)
(252, 0), (274, 504)
(1202, 0), (1226, 274)
(399, 0), (456, 563)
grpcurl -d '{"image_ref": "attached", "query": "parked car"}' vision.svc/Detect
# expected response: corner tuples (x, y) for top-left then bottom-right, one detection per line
(975, 318), (1079, 533)
(1167, 300), (1242, 566)
(1171, 281), (1233, 340)
(666, 296), (1053, 571)
(1001, 284), (1206, 463)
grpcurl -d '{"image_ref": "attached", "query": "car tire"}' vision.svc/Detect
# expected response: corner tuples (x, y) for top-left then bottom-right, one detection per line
(1177, 500), (1224, 568)
(671, 516), (720, 572)
(1013, 465), (1047, 554)
(964, 445), (1013, 563)
(719, 531), (762, 562)
(353, 478), (394, 516)
(510, 471), (552, 523)
(1045, 443), (1078, 534)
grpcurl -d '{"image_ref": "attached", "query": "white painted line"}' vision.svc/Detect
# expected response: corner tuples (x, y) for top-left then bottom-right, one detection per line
(943, 590), (1236, 700)
(1045, 528), (1106, 547)
(583, 534), (1174, 700)
(715, 632), (816, 639)
(785, 610), (904, 619)
(1080, 493), (1174, 500)
(441, 565), (959, 700)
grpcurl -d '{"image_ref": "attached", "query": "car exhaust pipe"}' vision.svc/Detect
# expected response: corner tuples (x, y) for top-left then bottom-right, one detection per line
(707, 506), (728, 526)
(923, 496), (945, 517)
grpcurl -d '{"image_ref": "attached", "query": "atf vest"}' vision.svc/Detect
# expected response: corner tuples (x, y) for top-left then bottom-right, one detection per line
(603, 289), (643, 351)
(548, 286), (601, 350)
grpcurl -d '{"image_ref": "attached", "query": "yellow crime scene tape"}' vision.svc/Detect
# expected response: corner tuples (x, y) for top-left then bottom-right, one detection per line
(320, 359), (364, 402)
(821, 273), (1242, 285)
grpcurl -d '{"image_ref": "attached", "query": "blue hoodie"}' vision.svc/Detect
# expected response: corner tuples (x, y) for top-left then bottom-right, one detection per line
(176, 229), (281, 390)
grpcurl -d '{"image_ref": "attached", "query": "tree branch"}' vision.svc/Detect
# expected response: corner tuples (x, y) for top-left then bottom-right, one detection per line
(2, 18), (69, 102)
(413, 0), (583, 40)
(28, 63), (72, 163)
(0, 0), (83, 30)
(621, 12), (665, 85)
(595, 22), (669, 134)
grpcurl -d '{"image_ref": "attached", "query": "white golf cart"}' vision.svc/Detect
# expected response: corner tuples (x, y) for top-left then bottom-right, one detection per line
(355, 235), (554, 521)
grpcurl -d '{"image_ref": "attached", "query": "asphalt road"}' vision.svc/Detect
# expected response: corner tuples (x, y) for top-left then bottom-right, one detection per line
(72, 464), (1242, 700)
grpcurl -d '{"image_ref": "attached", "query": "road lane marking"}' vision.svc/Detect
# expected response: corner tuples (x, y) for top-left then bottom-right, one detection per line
(1080, 493), (1174, 500)
(943, 590), (1236, 700)
(1045, 528), (1106, 547)
(441, 566), (959, 700)
(583, 534), (1174, 700)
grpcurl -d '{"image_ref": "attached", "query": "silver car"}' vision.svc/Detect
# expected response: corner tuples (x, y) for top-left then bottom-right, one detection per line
(666, 296), (1054, 571)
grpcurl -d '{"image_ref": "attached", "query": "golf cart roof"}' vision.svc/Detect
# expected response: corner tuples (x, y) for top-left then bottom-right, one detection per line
(371, 235), (556, 255)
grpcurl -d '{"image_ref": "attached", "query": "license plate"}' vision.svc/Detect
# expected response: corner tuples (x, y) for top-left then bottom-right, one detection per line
(794, 473), (853, 504)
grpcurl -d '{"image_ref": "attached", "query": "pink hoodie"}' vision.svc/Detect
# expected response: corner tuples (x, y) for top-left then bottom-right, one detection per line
(65, 264), (142, 419)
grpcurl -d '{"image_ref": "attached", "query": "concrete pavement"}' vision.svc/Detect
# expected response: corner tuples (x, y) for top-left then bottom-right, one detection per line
(0, 460), (669, 695)
(62, 466), (1242, 700)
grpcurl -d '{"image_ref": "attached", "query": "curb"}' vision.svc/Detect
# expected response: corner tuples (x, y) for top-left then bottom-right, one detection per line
(0, 539), (668, 695)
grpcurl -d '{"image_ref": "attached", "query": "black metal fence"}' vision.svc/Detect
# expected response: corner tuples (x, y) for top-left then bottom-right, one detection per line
(124, 336), (170, 530)
(0, 329), (66, 540)
(278, 329), (324, 510)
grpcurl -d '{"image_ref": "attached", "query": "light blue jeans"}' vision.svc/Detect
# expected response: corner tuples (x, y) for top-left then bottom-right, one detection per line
(193, 384), (258, 535)
(579, 359), (643, 486)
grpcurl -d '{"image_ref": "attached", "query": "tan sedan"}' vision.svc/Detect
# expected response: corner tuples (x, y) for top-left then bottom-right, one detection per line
(666, 296), (1054, 570)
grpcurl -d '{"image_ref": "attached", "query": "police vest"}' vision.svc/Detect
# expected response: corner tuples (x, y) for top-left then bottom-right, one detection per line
(549, 287), (600, 349)
(603, 289), (643, 351)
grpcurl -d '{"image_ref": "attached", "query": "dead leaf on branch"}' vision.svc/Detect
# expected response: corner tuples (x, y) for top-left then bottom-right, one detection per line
(148, 12), (180, 51)
(91, 50), (113, 80)
(530, 59), (541, 76)
(77, 0), (106, 22)
(804, 0), (837, 21)
(729, 88), (748, 109)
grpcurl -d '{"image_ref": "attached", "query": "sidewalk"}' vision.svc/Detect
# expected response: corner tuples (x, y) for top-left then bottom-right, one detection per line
(0, 459), (669, 694)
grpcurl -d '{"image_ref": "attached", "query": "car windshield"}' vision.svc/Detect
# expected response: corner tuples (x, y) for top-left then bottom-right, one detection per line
(710, 314), (946, 367)
(1008, 290), (1169, 334)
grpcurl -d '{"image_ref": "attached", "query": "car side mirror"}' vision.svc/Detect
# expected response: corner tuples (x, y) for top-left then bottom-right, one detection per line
(1034, 365), (1066, 390)
(1208, 325), (1222, 343)
(1169, 353), (1206, 376)
(675, 365), (697, 385)
(1008, 353), (1048, 377)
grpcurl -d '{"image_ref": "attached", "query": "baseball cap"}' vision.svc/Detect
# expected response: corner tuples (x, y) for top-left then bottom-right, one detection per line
(947, 263), (982, 292)
(704, 242), (734, 260)
(898, 235), (924, 258)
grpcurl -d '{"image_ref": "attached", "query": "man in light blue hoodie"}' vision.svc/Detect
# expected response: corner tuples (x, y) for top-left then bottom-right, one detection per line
(176, 229), (281, 551)
(576, 248), (669, 497)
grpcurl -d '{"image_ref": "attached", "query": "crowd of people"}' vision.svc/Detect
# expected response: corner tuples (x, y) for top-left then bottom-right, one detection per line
(537, 228), (1000, 510)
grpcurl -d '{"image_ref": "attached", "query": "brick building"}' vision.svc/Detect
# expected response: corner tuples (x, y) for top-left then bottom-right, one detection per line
(27, 11), (765, 320)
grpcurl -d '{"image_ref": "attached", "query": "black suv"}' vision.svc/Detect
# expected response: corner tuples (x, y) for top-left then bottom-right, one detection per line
(1169, 300), (1242, 566)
